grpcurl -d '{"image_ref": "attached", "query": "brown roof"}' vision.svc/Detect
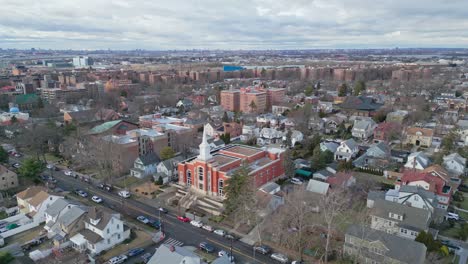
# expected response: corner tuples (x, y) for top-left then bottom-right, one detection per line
(423, 165), (451, 182)
(17, 186), (47, 200)
(28, 191), (50, 207)
(79, 229), (103, 244)
(405, 127), (434, 137)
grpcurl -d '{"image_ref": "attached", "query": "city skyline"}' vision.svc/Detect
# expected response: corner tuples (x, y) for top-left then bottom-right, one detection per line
(1, 0), (467, 50)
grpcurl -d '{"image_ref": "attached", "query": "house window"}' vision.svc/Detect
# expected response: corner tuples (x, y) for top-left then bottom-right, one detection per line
(118, 234), (121, 239)
(107, 228), (109, 234)
(207, 171), (211, 192)
(414, 196), (419, 201)
(198, 167), (204, 190)
(218, 179), (224, 196)
(117, 224), (119, 229)
(107, 239), (110, 244)
(400, 228), (407, 234)
(186, 170), (192, 185)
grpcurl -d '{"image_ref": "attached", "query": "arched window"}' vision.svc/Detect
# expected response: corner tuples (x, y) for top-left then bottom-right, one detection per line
(198, 167), (204, 190)
(207, 171), (212, 193)
(218, 179), (224, 196)
(186, 170), (192, 185)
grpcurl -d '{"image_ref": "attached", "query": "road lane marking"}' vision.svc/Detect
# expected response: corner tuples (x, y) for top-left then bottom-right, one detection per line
(206, 238), (266, 264)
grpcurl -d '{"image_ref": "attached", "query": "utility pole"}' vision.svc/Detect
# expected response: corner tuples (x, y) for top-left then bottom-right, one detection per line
(229, 236), (233, 263)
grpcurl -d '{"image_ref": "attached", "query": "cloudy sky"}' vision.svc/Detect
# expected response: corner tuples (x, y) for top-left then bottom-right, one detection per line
(1, 0), (467, 50)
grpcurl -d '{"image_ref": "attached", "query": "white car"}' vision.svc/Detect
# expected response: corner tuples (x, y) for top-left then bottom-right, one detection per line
(190, 220), (203, 228)
(108, 254), (128, 264)
(270, 253), (288, 263)
(46, 164), (54, 169)
(118, 190), (131, 198)
(91, 196), (103, 203)
(137, 216), (150, 224)
(218, 250), (235, 261)
(64, 170), (74, 176)
(214, 229), (226, 236)
(202, 225), (214, 232)
(290, 178), (303, 185)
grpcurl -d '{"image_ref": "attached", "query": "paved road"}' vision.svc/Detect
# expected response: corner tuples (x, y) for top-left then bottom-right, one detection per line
(53, 170), (273, 264)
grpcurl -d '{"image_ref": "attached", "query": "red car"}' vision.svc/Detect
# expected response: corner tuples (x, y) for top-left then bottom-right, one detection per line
(177, 216), (191, 222)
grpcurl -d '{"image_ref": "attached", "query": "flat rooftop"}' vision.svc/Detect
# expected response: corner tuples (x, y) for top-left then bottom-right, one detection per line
(222, 145), (263, 157)
(210, 154), (239, 168)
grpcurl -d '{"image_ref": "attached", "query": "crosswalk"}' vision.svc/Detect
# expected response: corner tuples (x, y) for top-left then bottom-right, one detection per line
(164, 237), (184, 247)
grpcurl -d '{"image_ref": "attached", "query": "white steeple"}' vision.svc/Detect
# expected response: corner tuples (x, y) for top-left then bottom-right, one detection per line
(198, 124), (212, 161)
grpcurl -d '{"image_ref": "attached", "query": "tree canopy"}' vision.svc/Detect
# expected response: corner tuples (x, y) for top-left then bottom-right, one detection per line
(18, 158), (44, 180)
(338, 83), (348, 97)
(160, 146), (175, 161)
(0, 146), (8, 164)
(223, 164), (253, 214)
(353, 80), (366, 96)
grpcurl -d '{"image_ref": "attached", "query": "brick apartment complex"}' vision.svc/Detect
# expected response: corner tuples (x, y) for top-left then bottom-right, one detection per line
(177, 125), (285, 197)
(220, 87), (285, 113)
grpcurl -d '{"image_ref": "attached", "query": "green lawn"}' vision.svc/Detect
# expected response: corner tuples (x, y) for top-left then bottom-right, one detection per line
(353, 172), (395, 185)
(440, 223), (462, 239)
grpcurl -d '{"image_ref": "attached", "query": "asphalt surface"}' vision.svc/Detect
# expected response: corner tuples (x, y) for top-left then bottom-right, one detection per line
(51, 169), (274, 264)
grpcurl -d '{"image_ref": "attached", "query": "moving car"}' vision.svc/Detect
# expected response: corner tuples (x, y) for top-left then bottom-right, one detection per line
(202, 225), (214, 232)
(108, 254), (128, 264)
(98, 184), (113, 191)
(290, 177), (303, 185)
(91, 196), (103, 203)
(137, 216), (150, 224)
(270, 253), (288, 263)
(214, 229), (226, 236)
(225, 233), (238, 240)
(118, 190), (131, 198)
(199, 242), (215, 253)
(177, 216), (191, 222)
(253, 245), (271, 255)
(158, 207), (168, 214)
(190, 220), (203, 228)
(127, 248), (144, 257)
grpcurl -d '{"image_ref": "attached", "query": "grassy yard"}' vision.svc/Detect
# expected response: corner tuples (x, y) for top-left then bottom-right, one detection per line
(440, 223), (462, 239)
(353, 171), (395, 186)
(99, 230), (153, 262)
(114, 176), (145, 189)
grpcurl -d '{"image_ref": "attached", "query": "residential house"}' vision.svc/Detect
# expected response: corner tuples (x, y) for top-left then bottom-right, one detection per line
(443, 153), (466, 176)
(404, 151), (431, 170)
(339, 96), (383, 117)
(320, 141), (339, 153)
(16, 186), (63, 223)
(257, 128), (284, 146)
(148, 244), (201, 264)
(351, 118), (377, 139)
(70, 207), (130, 255)
(373, 122), (402, 143)
(323, 114), (346, 134)
(313, 164), (337, 181)
(344, 225), (427, 264)
(282, 130), (303, 147)
(240, 124), (259, 142)
(308, 113), (324, 131)
(334, 139), (359, 161)
(353, 142), (395, 173)
(176, 98), (193, 111)
(370, 199), (431, 240)
(383, 186), (440, 219)
(0, 165), (18, 190)
(326, 172), (356, 189)
(155, 157), (184, 183)
(404, 127), (434, 147)
(44, 199), (87, 243)
(130, 152), (160, 179)
(317, 100), (334, 113)
(396, 170), (452, 210)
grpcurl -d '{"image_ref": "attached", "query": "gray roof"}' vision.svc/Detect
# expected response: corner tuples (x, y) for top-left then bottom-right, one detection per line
(60, 206), (87, 227)
(148, 244), (200, 264)
(367, 191), (385, 201)
(139, 152), (160, 166)
(353, 119), (376, 130)
(346, 224), (427, 264)
(372, 199), (430, 231)
(306, 179), (329, 195)
(343, 138), (357, 150)
(44, 198), (71, 217)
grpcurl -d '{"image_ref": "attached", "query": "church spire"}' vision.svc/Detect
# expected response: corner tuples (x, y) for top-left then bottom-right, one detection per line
(198, 124), (212, 161)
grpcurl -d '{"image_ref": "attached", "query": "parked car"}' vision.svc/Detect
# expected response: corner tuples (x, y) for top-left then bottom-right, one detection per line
(177, 216), (191, 222)
(48, 177), (57, 183)
(77, 190), (88, 198)
(199, 242), (215, 253)
(290, 177), (303, 185)
(151, 219), (161, 229)
(253, 245), (271, 255)
(46, 164), (54, 170)
(224, 233), (238, 240)
(91, 196), (103, 203)
(12, 163), (21, 169)
(190, 220), (203, 228)
(158, 207), (168, 214)
(270, 253), (288, 263)
(202, 225), (214, 232)
(98, 184), (113, 191)
(446, 212), (460, 221)
(127, 248), (144, 257)
(13, 153), (22, 158)
(137, 216), (150, 224)
(108, 254), (128, 264)
(218, 250), (235, 261)
(118, 190), (131, 198)
(291, 261), (303, 264)
(64, 170), (75, 176)
(140, 253), (152, 263)
(214, 229), (226, 236)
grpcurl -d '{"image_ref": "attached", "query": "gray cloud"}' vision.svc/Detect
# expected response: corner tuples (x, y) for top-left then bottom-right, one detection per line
(0, 0), (467, 49)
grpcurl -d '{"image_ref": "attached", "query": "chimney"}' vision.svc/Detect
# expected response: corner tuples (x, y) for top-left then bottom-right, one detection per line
(169, 245), (175, 252)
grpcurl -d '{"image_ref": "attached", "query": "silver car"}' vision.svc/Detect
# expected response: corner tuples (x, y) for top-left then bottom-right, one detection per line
(270, 253), (288, 263)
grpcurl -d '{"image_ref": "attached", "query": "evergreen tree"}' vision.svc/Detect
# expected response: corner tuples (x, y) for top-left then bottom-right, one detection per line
(0, 147), (8, 164)
(222, 111), (230, 123)
(338, 83), (348, 97)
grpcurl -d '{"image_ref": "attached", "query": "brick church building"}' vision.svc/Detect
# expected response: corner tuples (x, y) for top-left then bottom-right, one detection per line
(177, 125), (285, 197)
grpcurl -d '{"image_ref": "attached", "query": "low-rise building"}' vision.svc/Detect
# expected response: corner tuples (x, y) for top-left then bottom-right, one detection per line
(443, 153), (466, 176)
(404, 127), (434, 148)
(351, 118), (377, 139)
(334, 139), (359, 161)
(0, 165), (18, 190)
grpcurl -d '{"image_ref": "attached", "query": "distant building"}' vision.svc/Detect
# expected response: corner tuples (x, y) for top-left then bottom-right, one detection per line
(404, 127), (434, 148)
(72, 56), (93, 68)
(0, 165), (18, 190)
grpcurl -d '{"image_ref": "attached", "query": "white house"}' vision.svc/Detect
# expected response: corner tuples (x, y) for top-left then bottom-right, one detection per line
(70, 207), (130, 255)
(148, 244), (201, 264)
(130, 152), (160, 179)
(351, 118), (377, 139)
(257, 128), (284, 146)
(16, 186), (63, 224)
(335, 139), (359, 161)
(443, 153), (466, 176)
(283, 130), (303, 147)
(404, 152), (431, 170)
(384, 186), (438, 216)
